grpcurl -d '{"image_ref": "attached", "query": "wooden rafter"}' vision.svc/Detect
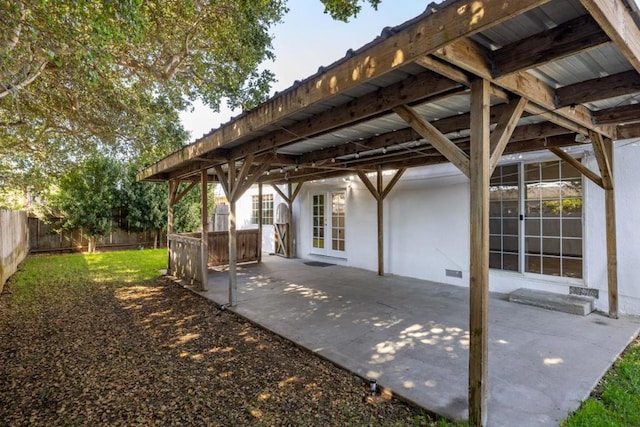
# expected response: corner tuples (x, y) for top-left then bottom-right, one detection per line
(581, 0), (640, 74)
(548, 147), (604, 188)
(493, 14), (610, 77)
(229, 71), (463, 160)
(434, 38), (614, 138)
(173, 180), (198, 205)
(555, 70), (640, 108)
(593, 103), (640, 125)
(394, 105), (471, 177)
(590, 131), (614, 189)
(489, 97), (528, 173)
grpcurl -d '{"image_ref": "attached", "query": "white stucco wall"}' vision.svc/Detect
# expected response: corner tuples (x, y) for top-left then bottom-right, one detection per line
(237, 141), (640, 314)
(235, 185), (286, 254)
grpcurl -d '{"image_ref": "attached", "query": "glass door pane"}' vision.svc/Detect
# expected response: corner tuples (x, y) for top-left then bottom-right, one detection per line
(312, 194), (325, 250)
(331, 192), (345, 253)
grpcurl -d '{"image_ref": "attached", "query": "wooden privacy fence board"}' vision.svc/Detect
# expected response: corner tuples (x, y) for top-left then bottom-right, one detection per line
(28, 218), (165, 252)
(0, 210), (29, 292)
(168, 235), (202, 285)
(208, 230), (260, 266)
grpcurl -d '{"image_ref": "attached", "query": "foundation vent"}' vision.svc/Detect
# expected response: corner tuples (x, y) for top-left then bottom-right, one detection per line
(446, 269), (463, 279)
(570, 286), (599, 299)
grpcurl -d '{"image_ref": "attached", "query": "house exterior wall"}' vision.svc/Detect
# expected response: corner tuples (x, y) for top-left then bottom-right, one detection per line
(235, 185), (286, 255)
(238, 142), (640, 314)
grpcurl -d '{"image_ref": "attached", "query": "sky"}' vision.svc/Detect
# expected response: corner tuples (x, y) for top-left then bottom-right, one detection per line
(179, 0), (427, 141)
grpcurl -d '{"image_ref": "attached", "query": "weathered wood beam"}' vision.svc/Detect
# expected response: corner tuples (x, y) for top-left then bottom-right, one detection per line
(590, 131), (614, 189)
(376, 167), (384, 276)
(230, 71), (463, 160)
(555, 70), (640, 108)
(233, 160), (274, 202)
(356, 170), (381, 201)
(394, 105), (470, 177)
(581, 0), (640, 74)
(271, 183), (288, 203)
(435, 38), (614, 138)
(489, 97), (528, 172)
(468, 78), (491, 427)
(230, 154), (255, 202)
(493, 14), (610, 77)
(604, 139), (619, 319)
(200, 169), (209, 291)
(617, 122), (640, 139)
(139, 0), (550, 180)
(381, 167), (407, 200)
(228, 159), (238, 307)
(173, 180), (199, 205)
(213, 165), (230, 199)
(167, 180), (178, 273)
(593, 103), (640, 125)
(258, 183), (263, 263)
(548, 146), (604, 188)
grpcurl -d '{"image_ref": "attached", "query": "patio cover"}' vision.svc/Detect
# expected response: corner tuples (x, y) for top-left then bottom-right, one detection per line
(138, 0), (640, 424)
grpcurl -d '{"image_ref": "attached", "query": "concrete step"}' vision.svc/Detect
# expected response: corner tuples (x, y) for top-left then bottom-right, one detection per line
(508, 288), (595, 316)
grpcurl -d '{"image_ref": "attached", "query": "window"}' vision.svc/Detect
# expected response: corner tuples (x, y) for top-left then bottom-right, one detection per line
(489, 159), (583, 279)
(251, 194), (273, 225)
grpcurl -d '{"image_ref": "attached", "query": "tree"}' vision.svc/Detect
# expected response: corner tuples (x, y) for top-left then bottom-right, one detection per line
(320, 0), (382, 21)
(118, 161), (168, 249)
(1, 0), (287, 188)
(52, 155), (121, 253)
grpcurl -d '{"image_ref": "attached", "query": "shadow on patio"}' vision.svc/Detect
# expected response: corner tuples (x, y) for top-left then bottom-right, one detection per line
(195, 255), (640, 426)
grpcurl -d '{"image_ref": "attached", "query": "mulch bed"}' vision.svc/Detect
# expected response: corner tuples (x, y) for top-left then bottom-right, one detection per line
(0, 277), (429, 426)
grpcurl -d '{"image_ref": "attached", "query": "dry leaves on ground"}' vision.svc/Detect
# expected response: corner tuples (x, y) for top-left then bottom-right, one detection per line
(0, 276), (432, 426)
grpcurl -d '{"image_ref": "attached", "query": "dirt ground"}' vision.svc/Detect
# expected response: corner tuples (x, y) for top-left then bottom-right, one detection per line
(0, 276), (433, 426)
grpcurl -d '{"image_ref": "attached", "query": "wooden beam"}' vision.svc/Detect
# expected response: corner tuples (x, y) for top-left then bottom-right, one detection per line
(435, 38), (614, 138)
(228, 159), (237, 306)
(173, 180), (199, 205)
(381, 168), (407, 200)
(139, 0), (551, 180)
(556, 70), (640, 108)
(356, 170), (381, 201)
(200, 169), (209, 291)
(581, 0), (640, 74)
(229, 71), (463, 160)
(271, 183), (288, 203)
(590, 131), (614, 189)
(469, 78), (491, 427)
(213, 165), (230, 199)
(258, 183), (263, 263)
(493, 14), (609, 77)
(233, 158), (273, 202)
(489, 97), (528, 173)
(593, 103), (640, 125)
(167, 180), (178, 273)
(230, 154), (255, 202)
(617, 122), (640, 139)
(604, 139), (619, 319)
(376, 167), (384, 276)
(287, 183), (294, 258)
(548, 147), (604, 188)
(394, 105), (470, 177)
(291, 182), (304, 202)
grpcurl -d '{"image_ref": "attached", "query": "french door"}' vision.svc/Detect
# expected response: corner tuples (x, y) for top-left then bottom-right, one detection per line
(311, 191), (345, 257)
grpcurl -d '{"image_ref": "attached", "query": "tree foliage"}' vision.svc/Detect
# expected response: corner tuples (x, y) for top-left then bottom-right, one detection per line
(1, 0), (287, 190)
(320, 0), (382, 21)
(52, 155), (122, 252)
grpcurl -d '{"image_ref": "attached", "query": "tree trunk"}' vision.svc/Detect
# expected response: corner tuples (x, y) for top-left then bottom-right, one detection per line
(88, 236), (96, 254)
(153, 230), (159, 249)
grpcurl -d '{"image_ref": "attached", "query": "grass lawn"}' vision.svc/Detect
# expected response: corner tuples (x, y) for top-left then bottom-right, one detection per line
(0, 249), (460, 426)
(563, 336), (640, 426)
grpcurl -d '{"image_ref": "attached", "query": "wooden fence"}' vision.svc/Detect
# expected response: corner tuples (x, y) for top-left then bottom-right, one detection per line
(28, 217), (164, 253)
(168, 229), (260, 287)
(1, 210), (29, 292)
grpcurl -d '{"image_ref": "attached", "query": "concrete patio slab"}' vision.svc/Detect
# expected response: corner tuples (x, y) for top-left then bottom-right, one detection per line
(193, 256), (640, 426)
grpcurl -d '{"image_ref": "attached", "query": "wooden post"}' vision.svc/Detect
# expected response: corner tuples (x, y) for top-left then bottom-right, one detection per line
(167, 180), (177, 274)
(228, 160), (238, 306)
(258, 182), (263, 263)
(590, 132), (618, 319)
(604, 140), (618, 318)
(287, 182), (294, 258)
(377, 167), (384, 276)
(201, 170), (209, 291)
(469, 78), (491, 427)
